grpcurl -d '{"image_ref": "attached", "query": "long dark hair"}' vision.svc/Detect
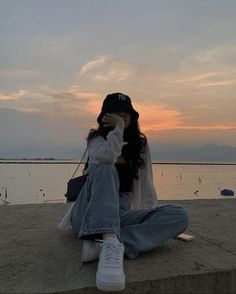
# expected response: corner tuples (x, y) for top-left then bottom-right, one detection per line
(86, 113), (147, 179)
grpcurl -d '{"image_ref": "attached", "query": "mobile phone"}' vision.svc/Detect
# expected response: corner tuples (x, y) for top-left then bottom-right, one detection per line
(176, 233), (194, 242)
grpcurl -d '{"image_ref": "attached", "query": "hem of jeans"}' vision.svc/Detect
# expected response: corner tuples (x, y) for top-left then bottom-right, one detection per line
(79, 228), (121, 239)
(123, 244), (139, 259)
(124, 233), (181, 259)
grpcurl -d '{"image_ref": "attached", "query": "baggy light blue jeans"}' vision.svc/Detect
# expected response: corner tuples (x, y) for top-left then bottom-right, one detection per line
(70, 163), (189, 259)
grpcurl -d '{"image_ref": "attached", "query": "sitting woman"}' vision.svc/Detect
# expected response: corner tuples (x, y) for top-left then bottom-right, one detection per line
(58, 92), (189, 292)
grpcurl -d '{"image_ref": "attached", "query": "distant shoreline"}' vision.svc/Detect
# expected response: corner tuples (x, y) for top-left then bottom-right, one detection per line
(0, 160), (236, 165)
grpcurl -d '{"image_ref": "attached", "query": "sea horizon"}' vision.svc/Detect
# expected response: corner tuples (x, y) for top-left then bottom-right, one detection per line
(1, 159), (236, 165)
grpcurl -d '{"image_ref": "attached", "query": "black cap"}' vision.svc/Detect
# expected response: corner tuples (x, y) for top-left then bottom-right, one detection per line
(97, 92), (139, 124)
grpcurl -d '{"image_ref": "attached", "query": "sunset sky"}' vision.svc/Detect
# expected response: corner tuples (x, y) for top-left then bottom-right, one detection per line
(0, 0), (236, 158)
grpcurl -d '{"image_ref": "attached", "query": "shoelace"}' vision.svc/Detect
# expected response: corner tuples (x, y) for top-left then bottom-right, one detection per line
(95, 239), (123, 265)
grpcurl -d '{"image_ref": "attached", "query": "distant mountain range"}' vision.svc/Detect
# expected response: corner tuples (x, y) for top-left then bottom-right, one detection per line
(152, 144), (236, 162)
(1, 144), (236, 163)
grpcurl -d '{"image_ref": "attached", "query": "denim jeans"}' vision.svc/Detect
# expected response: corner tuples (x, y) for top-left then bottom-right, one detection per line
(70, 163), (189, 259)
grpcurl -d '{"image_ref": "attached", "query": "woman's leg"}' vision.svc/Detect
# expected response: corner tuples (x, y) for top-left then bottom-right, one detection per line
(70, 163), (121, 240)
(71, 163), (125, 291)
(119, 194), (189, 259)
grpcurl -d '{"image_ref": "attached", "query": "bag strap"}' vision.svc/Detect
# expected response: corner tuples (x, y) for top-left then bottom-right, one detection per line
(71, 147), (88, 179)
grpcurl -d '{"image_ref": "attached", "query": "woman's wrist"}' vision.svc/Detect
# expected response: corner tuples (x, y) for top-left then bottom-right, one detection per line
(116, 119), (125, 130)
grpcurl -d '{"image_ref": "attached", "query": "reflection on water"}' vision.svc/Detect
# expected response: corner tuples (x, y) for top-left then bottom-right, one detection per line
(153, 164), (236, 201)
(0, 162), (235, 205)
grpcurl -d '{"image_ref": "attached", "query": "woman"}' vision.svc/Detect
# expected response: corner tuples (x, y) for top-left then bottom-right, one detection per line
(58, 92), (189, 292)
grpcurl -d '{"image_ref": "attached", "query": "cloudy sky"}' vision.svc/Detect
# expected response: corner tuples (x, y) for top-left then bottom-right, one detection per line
(0, 0), (236, 158)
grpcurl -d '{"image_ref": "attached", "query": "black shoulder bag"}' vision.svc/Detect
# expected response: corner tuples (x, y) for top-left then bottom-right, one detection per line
(65, 148), (89, 202)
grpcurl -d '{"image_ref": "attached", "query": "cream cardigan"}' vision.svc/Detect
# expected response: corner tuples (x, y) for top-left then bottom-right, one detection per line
(58, 124), (158, 230)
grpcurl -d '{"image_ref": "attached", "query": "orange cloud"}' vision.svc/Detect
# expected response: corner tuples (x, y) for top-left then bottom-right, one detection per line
(197, 80), (235, 87)
(86, 99), (102, 115)
(0, 90), (27, 100)
(175, 72), (223, 83)
(168, 71), (235, 89)
(132, 102), (236, 141)
(134, 102), (183, 132)
(176, 125), (236, 130)
(84, 100), (236, 135)
(43, 87), (101, 118)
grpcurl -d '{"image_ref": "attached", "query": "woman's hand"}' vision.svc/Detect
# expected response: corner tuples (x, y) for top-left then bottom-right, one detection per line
(102, 113), (125, 128)
(116, 154), (126, 164)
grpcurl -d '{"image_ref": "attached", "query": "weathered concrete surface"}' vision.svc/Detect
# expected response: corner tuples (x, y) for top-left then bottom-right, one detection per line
(0, 199), (236, 294)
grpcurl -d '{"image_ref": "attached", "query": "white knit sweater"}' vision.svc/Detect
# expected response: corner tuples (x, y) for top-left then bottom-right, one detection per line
(58, 123), (158, 230)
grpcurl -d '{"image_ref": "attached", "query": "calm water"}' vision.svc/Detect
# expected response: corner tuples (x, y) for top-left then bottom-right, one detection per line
(0, 162), (235, 205)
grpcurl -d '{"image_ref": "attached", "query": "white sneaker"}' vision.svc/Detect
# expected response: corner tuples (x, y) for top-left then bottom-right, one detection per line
(96, 237), (125, 292)
(81, 240), (101, 263)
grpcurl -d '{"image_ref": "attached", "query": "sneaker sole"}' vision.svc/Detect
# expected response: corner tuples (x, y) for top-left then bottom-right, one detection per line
(96, 275), (125, 292)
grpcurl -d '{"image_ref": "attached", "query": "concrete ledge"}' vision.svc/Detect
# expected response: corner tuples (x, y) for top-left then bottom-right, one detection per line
(0, 199), (236, 294)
